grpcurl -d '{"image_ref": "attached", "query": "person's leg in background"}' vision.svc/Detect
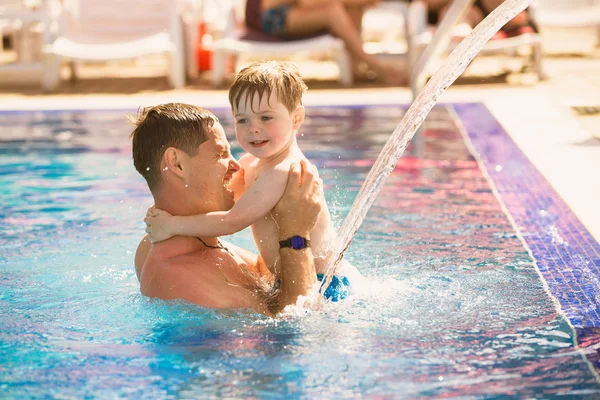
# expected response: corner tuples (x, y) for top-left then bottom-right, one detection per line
(478, 0), (537, 36)
(346, 4), (373, 81)
(284, 1), (406, 85)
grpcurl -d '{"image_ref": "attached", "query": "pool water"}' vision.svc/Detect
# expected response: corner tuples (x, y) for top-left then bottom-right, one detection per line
(1, 106), (598, 398)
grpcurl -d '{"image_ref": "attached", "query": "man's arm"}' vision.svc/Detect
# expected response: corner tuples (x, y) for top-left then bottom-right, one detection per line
(268, 160), (322, 314)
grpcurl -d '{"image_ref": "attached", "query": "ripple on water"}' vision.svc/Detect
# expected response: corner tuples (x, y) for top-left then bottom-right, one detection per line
(1, 106), (599, 398)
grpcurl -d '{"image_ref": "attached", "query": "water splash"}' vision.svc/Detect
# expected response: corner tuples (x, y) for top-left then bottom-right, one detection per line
(320, 0), (534, 296)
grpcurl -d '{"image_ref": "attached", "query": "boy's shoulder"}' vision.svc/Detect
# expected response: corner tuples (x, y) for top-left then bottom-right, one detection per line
(244, 148), (310, 183)
(265, 151), (307, 174)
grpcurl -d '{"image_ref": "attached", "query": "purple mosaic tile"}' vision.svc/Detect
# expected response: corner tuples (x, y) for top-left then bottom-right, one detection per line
(453, 102), (600, 370)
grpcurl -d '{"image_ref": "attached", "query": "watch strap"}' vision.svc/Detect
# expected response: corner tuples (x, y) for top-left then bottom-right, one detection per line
(279, 236), (310, 250)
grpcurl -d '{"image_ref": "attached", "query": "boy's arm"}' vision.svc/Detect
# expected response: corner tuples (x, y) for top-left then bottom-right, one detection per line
(168, 168), (289, 237)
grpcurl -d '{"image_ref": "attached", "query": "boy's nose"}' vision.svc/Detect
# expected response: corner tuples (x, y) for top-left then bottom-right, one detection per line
(249, 123), (260, 134)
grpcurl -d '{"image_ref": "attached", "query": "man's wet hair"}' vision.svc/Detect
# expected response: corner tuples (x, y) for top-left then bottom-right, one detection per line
(130, 103), (218, 192)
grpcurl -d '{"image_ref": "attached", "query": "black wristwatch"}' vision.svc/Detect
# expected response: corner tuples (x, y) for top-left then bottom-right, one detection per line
(279, 235), (310, 250)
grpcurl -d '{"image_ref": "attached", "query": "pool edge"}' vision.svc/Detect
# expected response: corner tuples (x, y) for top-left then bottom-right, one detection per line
(452, 102), (600, 378)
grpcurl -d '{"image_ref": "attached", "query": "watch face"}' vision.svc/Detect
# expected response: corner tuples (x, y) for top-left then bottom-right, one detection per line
(290, 235), (305, 250)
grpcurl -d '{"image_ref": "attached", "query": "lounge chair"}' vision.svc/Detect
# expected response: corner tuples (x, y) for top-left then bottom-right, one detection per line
(42, 0), (196, 92)
(531, 0), (600, 54)
(0, 0), (55, 85)
(408, 0), (545, 96)
(210, 3), (353, 87)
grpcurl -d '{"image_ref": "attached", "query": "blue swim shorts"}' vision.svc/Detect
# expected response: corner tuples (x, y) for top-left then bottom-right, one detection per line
(317, 274), (351, 302)
(261, 5), (290, 35)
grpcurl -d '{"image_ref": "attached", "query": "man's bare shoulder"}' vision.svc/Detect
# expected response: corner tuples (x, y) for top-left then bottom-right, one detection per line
(136, 238), (264, 310)
(135, 236), (201, 278)
(221, 240), (262, 272)
(134, 236), (153, 280)
(137, 245), (225, 307)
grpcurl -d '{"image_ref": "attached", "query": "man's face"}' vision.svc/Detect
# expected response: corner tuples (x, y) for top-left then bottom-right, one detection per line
(186, 122), (240, 213)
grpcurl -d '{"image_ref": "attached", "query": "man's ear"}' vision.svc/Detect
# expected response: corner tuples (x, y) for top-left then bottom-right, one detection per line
(292, 106), (305, 130)
(162, 147), (186, 178)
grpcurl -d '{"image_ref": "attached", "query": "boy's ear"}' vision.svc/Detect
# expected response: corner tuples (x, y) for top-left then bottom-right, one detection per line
(162, 147), (186, 178)
(293, 106), (305, 130)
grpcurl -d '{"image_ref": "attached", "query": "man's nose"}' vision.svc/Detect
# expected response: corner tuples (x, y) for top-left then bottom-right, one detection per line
(229, 157), (241, 172)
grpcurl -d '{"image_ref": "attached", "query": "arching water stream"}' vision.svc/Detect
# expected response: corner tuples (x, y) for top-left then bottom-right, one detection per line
(320, 0), (535, 295)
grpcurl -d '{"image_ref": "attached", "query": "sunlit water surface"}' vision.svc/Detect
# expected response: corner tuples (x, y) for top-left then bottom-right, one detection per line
(1, 107), (598, 398)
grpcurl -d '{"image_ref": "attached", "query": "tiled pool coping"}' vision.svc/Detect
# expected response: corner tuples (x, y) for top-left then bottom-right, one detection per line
(453, 103), (600, 372)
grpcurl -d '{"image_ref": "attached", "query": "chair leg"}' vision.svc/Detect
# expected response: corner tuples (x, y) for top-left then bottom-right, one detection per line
(212, 49), (227, 87)
(406, 0), (428, 74)
(183, 14), (198, 80)
(42, 54), (60, 93)
(532, 41), (546, 80)
(168, 50), (186, 89)
(230, 54), (239, 75)
(69, 61), (81, 81)
(335, 48), (353, 87)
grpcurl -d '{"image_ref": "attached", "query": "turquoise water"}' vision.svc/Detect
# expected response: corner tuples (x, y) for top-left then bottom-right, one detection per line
(1, 106), (598, 398)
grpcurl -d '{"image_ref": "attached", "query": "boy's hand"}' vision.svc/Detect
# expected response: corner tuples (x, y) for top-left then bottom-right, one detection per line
(144, 206), (175, 244)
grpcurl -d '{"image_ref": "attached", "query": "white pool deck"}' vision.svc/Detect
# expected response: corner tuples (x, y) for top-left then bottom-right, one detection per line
(0, 55), (598, 244)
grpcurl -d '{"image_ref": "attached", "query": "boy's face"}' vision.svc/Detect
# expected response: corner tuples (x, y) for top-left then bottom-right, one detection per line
(233, 90), (304, 160)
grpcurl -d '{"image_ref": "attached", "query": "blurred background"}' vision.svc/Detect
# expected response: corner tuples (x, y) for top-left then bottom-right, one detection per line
(0, 0), (598, 124)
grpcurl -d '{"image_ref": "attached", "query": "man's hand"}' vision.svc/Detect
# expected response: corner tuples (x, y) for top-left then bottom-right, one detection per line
(271, 160), (323, 240)
(144, 206), (175, 244)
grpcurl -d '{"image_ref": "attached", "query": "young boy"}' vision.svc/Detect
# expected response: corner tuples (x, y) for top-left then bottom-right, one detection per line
(144, 61), (358, 300)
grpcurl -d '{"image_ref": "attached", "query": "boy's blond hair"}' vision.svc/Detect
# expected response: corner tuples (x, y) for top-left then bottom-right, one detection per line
(229, 60), (307, 114)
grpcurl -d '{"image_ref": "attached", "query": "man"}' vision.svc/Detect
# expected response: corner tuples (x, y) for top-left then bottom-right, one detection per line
(131, 103), (321, 316)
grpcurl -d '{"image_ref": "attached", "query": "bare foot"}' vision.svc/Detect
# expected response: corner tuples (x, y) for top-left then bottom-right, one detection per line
(352, 62), (377, 82)
(353, 69), (377, 82)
